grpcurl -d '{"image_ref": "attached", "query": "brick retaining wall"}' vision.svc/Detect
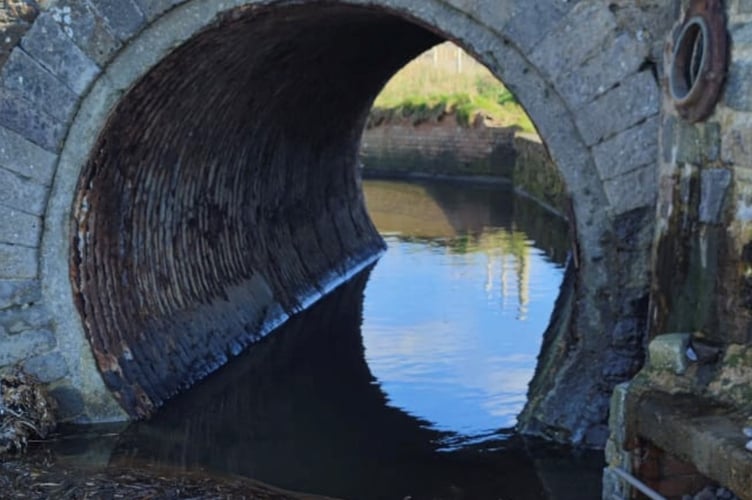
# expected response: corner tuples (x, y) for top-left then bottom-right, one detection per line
(360, 115), (518, 178)
(360, 117), (567, 212)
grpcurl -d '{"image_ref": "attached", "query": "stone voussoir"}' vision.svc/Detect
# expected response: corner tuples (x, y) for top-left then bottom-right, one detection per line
(500, 0), (571, 53)
(88, 0), (147, 42)
(603, 163), (657, 215)
(0, 166), (51, 216)
(529, 1), (617, 80)
(20, 12), (101, 96)
(133, 0), (188, 22)
(555, 31), (650, 110)
(0, 124), (57, 185)
(0, 83), (67, 152)
(593, 116), (660, 182)
(47, 1), (123, 66)
(0, 205), (42, 247)
(0, 243), (39, 279)
(21, 350), (69, 383)
(0, 47), (79, 124)
(575, 70), (660, 146)
(2, 303), (53, 335)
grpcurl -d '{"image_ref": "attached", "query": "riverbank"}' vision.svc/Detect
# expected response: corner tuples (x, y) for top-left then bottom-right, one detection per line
(1, 449), (335, 499)
(372, 41), (535, 133)
(360, 116), (568, 215)
(361, 41), (565, 214)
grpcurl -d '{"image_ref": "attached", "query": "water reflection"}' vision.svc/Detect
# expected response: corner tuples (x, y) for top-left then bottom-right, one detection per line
(363, 179), (569, 265)
(55, 179), (602, 499)
(362, 179), (567, 436)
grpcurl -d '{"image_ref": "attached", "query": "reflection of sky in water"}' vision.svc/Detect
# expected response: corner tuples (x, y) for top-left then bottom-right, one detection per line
(362, 235), (564, 439)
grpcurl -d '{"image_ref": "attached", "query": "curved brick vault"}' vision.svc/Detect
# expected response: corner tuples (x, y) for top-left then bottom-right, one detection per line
(0, 0), (672, 445)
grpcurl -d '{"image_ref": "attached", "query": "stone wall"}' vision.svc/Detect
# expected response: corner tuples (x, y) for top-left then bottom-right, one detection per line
(511, 135), (568, 213)
(360, 114), (518, 178)
(605, 0), (752, 497)
(650, 0), (752, 423)
(361, 117), (568, 213)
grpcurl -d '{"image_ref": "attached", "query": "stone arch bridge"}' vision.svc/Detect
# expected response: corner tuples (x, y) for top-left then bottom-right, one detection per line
(1, 0), (750, 464)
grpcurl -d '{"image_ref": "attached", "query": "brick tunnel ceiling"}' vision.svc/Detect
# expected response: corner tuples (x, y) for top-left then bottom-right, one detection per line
(72, 4), (443, 417)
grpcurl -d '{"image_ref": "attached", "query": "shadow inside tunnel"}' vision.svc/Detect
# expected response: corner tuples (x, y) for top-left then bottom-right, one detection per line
(64, 265), (602, 500)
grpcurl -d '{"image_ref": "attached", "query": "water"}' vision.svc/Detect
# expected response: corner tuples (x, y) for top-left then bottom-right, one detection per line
(52, 178), (603, 499)
(361, 179), (567, 444)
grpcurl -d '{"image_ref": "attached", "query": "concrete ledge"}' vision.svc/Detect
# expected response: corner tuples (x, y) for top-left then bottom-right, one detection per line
(646, 333), (691, 375)
(631, 391), (752, 499)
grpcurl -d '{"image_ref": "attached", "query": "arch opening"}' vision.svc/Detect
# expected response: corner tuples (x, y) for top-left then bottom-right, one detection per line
(71, 3), (444, 417)
(356, 43), (572, 438)
(54, 0), (658, 446)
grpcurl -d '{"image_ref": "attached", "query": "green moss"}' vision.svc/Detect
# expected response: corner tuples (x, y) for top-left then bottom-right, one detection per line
(371, 43), (535, 132)
(370, 92), (534, 131)
(726, 353), (743, 368)
(723, 345), (752, 368)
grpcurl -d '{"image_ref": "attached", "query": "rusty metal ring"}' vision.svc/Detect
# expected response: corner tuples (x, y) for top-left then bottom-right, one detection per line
(669, 17), (709, 105)
(667, 0), (727, 123)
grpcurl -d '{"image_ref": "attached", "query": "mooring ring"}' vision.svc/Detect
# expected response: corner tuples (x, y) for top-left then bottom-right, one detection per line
(667, 0), (727, 123)
(669, 16), (709, 105)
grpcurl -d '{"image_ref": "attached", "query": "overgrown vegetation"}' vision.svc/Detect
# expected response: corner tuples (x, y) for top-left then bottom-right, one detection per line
(370, 42), (536, 133)
(0, 370), (56, 455)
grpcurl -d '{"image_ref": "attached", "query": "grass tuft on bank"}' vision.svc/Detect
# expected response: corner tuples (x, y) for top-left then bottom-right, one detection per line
(370, 42), (536, 133)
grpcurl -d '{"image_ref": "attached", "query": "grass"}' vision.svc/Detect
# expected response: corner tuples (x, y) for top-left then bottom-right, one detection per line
(370, 42), (536, 133)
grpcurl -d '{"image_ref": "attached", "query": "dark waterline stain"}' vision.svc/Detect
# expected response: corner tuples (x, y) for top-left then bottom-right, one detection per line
(51, 179), (602, 499)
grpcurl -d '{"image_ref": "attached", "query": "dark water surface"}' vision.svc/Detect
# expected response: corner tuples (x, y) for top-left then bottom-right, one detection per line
(54, 179), (603, 499)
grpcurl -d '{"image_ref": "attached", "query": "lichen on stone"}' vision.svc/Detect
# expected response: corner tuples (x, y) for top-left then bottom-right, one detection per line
(707, 344), (752, 409)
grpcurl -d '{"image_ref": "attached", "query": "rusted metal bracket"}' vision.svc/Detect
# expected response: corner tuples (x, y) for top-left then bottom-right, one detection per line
(667, 0), (728, 123)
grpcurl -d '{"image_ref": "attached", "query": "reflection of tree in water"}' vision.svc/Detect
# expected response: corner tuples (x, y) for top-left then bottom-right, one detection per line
(58, 180), (598, 498)
(365, 179), (567, 321)
(363, 177), (570, 261)
(443, 228), (532, 321)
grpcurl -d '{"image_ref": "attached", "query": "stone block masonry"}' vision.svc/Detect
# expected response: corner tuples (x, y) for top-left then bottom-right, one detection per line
(360, 115), (568, 213)
(360, 115), (518, 179)
(604, 0), (752, 497)
(0, 279), (63, 385)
